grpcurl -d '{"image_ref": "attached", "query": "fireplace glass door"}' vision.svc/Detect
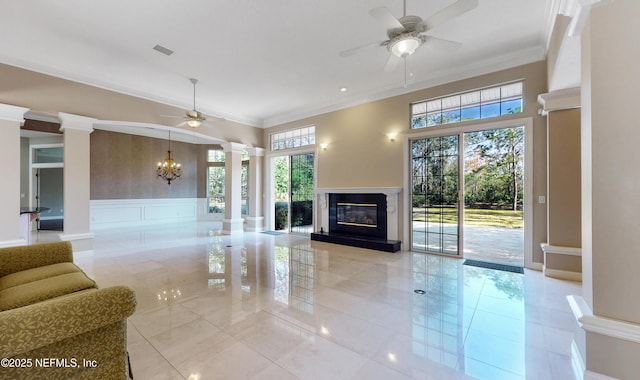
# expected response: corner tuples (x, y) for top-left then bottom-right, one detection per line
(411, 135), (460, 255)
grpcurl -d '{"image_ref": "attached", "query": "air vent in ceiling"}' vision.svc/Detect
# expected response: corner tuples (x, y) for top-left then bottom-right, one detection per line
(152, 44), (174, 56)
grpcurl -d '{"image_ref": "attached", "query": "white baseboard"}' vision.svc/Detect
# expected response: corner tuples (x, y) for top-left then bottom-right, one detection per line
(571, 340), (586, 380)
(0, 239), (27, 248)
(543, 266), (582, 281)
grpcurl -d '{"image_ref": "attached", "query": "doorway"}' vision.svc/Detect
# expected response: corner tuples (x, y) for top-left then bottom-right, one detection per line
(272, 152), (315, 234)
(30, 145), (64, 231)
(410, 123), (527, 267)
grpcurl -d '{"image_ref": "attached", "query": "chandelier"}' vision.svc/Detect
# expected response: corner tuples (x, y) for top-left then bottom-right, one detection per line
(156, 131), (181, 185)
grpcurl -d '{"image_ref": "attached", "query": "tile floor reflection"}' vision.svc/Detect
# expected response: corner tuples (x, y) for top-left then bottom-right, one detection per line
(60, 222), (579, 379)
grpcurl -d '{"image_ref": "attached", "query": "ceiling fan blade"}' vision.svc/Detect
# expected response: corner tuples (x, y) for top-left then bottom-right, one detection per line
(383, 54), (399, 72)
(339, 40), (386, 57)
(159, 114), (182, 119)
(369, 7), (404, 32)
(420, 35), (462, 50)
(176, 121), (188, 128)
(421, 0), (478, 31)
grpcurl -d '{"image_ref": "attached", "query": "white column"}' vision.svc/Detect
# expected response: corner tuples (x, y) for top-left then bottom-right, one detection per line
(245, 147), (265, 231)
(222, 142), (246, 234)
(58, 112), (96, 252)
(0, 103), (29, 247)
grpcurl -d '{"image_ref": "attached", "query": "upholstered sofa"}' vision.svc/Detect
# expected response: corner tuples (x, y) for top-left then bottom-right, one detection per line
(0, 241), (136, 379)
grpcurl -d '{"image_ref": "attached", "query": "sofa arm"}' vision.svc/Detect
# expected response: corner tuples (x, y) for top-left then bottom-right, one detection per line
(0, 286), (136, 358)
(0, 241), (74, 277)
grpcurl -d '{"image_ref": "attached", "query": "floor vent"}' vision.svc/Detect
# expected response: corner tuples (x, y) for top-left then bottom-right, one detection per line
(463, 259), (524, 274)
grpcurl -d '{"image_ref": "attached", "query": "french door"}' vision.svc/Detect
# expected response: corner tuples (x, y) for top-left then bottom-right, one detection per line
(411, 125), (526, 267)
(273, 152), (315, 234)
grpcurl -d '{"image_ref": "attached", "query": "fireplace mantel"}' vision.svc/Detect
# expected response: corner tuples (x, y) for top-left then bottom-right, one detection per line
(314, 187), (402, 195)
(313, 187), (402, 250)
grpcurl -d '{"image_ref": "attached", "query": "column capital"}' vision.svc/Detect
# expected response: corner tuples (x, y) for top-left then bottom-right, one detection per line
(246, 147), (265, 157)
(537, 87), (581, 115)
(222, 142), (246, 153)
(58, 112), (96, 133)
(0, 103), (29, 123)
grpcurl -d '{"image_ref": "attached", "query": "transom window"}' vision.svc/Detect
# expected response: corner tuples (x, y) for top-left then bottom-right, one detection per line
(411, 82), (523, 129)
(271, 126), (315, 151)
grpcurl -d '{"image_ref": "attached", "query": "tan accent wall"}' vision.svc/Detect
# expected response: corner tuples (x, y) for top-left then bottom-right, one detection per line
(266, 61), (548, 264)
(547, 109), (581, 247)
(90, 130), (215, 199)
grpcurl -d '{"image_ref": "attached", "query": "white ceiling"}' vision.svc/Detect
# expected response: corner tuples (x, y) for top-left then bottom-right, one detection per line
(0, 0), (556, 128)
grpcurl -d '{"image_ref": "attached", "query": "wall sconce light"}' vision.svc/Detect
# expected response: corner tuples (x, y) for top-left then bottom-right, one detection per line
(386, 132), (398, 142)
(320, 143), (328, 150)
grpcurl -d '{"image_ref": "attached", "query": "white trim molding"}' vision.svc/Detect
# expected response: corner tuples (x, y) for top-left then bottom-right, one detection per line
(567, 295), (640, 344)
(58, 112), (96, 132)
(568, 295), (629, 380)
(538, 87), (581, 115)
(0, 103), (29, 123)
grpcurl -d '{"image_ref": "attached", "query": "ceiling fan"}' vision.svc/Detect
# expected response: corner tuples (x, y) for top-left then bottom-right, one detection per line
(162, 78), (208, 128)
(340, 0), (478, 72)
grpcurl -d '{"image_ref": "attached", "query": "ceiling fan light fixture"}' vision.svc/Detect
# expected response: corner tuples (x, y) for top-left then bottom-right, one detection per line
(388, 34), (422, 58)
(186, 119), (202, 128)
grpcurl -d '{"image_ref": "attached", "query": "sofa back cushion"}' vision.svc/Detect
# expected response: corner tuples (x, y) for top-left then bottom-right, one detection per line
(0, 241), (74, 277)
(0, 272), (97, 311)
(0, 262), (81, 291)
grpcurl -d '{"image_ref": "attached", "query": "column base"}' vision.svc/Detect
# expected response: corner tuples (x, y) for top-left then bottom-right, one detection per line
(541, 243), (582, 281)
(244, 216), (265, 232)
(222, 218), (244, 235)
(59, 232), (95, 253)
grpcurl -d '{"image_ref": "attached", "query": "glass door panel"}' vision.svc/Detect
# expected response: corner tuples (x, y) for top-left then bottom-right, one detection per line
(463, 127), (525, 266)
(412, 135), (460, 255)
(290, 153), (314, 234)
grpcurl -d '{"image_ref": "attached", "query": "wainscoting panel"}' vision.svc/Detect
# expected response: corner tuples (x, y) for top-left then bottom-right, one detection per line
(90, 198), (201, 229)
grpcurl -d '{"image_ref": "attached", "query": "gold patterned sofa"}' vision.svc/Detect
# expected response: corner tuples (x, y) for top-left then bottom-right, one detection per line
(0, 241), (136, 379)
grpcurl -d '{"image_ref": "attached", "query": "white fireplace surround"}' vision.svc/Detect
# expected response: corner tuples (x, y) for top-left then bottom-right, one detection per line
(314, 187), (402, 241)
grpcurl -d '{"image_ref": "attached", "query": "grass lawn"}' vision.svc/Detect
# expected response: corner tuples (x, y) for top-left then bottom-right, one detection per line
(413, 207), (523, 229)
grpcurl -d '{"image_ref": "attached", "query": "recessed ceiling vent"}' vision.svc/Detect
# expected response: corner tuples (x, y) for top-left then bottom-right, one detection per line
(152, 44), (174, 56)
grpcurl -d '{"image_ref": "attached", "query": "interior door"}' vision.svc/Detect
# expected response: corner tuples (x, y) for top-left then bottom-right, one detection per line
(411, 135), (460, 255)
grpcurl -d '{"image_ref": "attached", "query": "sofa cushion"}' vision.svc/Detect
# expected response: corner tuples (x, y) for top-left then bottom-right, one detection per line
(0, 262), (82, 291)
(0, 272), (97, 311)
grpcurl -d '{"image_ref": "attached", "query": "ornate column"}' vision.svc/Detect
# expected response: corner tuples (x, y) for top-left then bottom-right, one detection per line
(245, 147), (265, 231)
(58, 112), (96, 252)
(222, 142), (246, 234)
(0, 103), (29, 247)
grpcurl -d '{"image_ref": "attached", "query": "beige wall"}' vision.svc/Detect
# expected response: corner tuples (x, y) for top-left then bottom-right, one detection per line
(547, 108), (581, 247)
(590, 0), (640, 324)
(0, 63), (264, 148)
(266, 61), (548, 264)
(582, 0), (640, 376)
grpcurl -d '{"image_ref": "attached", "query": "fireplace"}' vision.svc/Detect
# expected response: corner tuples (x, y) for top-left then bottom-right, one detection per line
(312, 191), (400, 252)
(329, 193), (387, 240)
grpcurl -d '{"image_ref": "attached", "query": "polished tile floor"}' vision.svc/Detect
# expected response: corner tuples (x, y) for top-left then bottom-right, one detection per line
(53, 222), (580, 379)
